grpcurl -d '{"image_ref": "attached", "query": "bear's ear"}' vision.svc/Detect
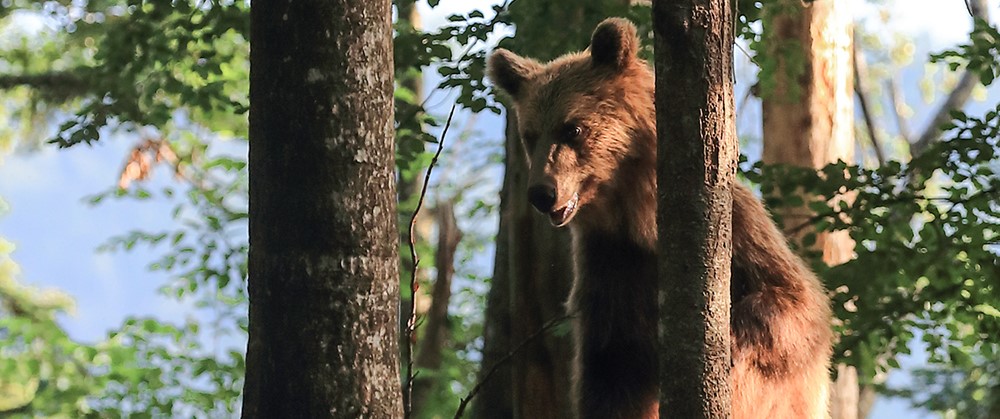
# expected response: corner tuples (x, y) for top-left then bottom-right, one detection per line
(589, 18), (639, 70)
(487, 48), (541, 98)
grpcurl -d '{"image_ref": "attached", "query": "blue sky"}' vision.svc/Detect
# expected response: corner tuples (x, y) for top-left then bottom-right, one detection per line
(1, 0), (999, 417)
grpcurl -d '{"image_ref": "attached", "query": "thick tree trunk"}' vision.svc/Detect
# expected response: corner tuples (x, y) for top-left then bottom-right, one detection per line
(242, 0), (402, 417)
(761, 1), (855, 418)
(653, 0), (737, 417)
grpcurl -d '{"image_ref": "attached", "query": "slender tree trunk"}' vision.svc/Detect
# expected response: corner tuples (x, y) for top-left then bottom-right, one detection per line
(653, 0), (737, 417)
(472, 148), (514, 419)
(412, 201), (462, 412)
(503, 113), (576, 419)
(475, 113), (575, 419)
(242, 0), (402, 417)
(760, 1), (855, 418)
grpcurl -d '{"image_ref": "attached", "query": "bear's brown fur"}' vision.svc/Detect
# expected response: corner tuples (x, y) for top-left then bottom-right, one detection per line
(488, 18), (833, 419)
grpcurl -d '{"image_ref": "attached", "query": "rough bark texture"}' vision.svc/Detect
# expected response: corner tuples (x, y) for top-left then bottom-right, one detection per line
(653, 1), (737, 417)
(761, 1), (854, 418)
(242, 0), (402, 417)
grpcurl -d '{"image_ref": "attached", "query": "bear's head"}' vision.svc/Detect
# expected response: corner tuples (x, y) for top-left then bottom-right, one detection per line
(487, 18), (655, 229)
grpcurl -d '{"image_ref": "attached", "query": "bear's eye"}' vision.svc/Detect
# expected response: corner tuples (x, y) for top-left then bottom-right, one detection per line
(558, 123), (584, 144)
(521, 131), (539, 150)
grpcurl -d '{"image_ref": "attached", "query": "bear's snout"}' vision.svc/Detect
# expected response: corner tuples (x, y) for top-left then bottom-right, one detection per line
(527, 184), (557, 213)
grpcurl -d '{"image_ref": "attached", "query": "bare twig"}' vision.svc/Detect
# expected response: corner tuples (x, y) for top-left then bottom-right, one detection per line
(853, 35), (887, 166)
(910, 0), (990, 157)
(453, 313), (574, 419)
(736, 83), (755, 129)
(886, 77), (913, 143)
(911, 72), (979, 156)
(403, 102), (459, 419)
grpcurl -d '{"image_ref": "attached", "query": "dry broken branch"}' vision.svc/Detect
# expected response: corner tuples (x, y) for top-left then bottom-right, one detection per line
(853, 36), (887, 166)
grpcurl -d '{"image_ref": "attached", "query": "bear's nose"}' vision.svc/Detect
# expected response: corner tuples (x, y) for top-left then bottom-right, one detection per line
(527, 184), (557, 213)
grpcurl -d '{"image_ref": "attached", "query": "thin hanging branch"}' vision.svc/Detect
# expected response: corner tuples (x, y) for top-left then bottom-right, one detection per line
(403, 102), (459, 419)
(453, 312), (574, 419)
(853, 35), (887, 166)
(411, 199), (463, 411)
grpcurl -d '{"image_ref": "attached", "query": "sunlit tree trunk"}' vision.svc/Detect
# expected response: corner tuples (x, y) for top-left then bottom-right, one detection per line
(473, 112), (575, 419)
(505, 114), (576, 418)
(653, 0), (737, 416)
(761, 1), (855, 418)
(476, 3), (643, 417)
(242, 0), (402, 416)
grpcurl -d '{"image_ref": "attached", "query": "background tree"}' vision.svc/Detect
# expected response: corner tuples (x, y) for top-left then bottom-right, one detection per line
(757, 1), (859, 417)
(743, 2), (1000, 418)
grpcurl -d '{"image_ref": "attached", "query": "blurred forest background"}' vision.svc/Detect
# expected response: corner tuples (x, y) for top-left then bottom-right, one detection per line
(0, 0), (998, 417)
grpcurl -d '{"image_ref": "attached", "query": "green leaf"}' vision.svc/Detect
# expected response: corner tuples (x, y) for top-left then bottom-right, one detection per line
(972, 304), (1000, 318)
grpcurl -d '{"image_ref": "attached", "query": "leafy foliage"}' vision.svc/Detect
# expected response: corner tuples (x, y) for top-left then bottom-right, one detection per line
(50, 0), (249, 147)
(1, 0), (249, 414)
(932, 19), (1000, 87)
(880, 359), (1000, 418)
(0, 237), (242, 416)
(743, 103), (1000, 412)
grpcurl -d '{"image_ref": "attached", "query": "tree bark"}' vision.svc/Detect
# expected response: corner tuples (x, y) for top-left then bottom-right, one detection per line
(653, 0), (737, 417)
(242, 0), (402, 417)
(760, 1), (855, 418)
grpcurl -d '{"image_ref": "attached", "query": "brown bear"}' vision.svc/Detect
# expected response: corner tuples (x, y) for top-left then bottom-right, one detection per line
(487, 18), (833, 419)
